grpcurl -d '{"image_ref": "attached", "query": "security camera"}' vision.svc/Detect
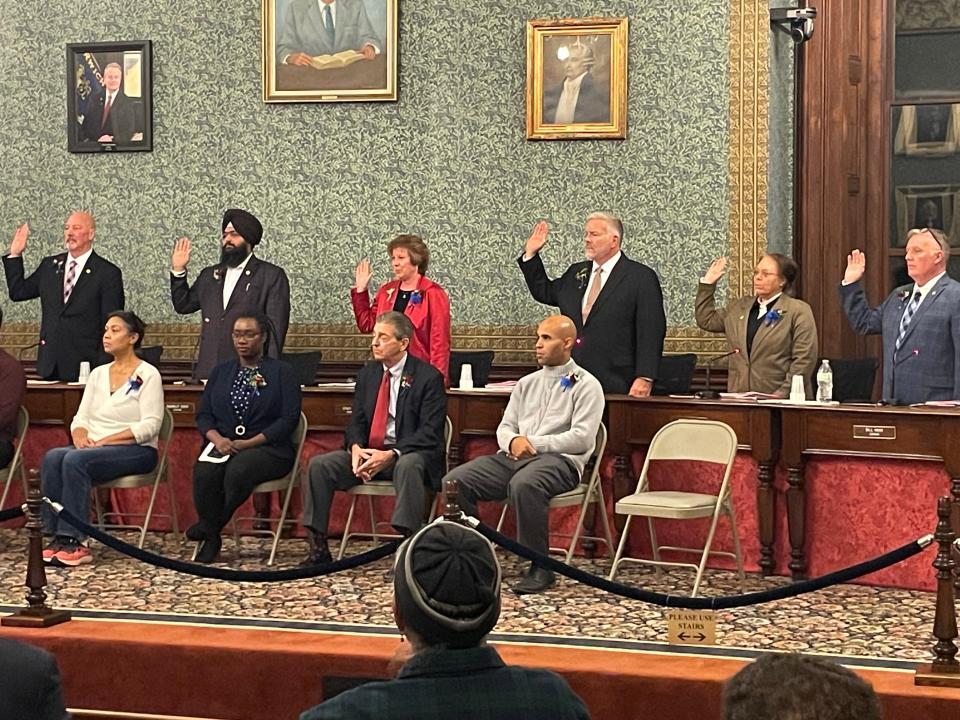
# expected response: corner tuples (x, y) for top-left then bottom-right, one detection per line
(770, 6), (817, 44)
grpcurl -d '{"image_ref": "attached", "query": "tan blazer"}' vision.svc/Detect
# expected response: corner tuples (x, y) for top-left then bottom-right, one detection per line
(695, 282), (819, 397)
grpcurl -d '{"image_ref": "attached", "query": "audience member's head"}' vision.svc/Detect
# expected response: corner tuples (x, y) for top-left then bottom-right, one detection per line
(393, 521), (501, 650)
(722, 653), (882, 720)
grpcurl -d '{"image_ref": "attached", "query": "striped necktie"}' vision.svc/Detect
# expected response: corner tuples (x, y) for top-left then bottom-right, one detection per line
(895, 291), (921, 351)
(322, 4), (335, 44)
(63, 260), (77, 303)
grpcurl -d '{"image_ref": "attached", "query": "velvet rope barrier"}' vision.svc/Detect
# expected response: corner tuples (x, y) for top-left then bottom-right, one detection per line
(48, 502), (401, 582)
(466, 515), (932, 610)
(0, 505), (25, 523)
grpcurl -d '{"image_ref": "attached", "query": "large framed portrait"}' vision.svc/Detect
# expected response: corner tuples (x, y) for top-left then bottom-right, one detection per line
(526, 17), (628, 140)
(66, 41), (152, 153)
(894, 184), (960, 244)
(262, 0), (398, 103)
(894, 104), (960, 156)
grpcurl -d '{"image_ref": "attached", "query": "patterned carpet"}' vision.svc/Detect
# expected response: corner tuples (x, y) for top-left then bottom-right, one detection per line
(0, 527), (940, 665)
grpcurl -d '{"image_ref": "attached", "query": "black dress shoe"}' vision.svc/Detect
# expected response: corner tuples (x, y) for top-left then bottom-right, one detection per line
(512, 566), (555, 595)
(298, 541), (333, 567)
(186, 522), (211, 541)
(195, 535), (222, 564)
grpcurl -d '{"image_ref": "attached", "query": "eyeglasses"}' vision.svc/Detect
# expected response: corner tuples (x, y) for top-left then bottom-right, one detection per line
(906, 227), (949, 253)
(231, 331), (261, 340)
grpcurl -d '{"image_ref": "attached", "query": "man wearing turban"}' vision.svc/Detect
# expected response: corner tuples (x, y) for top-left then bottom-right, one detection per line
(170, 209), (290, 382)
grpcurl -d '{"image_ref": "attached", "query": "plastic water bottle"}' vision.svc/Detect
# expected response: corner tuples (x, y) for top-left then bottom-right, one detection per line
(816, 360), (833, 403)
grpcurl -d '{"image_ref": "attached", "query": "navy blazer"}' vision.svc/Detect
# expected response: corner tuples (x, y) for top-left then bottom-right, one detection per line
(519, 252), (666, 394)
(840, 274), (960, 404)
(196, 357), (302, 458)
(3, 250), (124, 381)
(345, 354), (448, 487)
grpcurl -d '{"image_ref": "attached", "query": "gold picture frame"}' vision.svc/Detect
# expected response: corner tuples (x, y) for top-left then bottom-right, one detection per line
(262, 0), (398, 103)
(526, 17), (628, 140)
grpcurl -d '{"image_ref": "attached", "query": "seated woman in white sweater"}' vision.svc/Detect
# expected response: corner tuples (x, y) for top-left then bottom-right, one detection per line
(42, 310), (164, 568)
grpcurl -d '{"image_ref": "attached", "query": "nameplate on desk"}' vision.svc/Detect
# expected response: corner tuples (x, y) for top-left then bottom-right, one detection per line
(166, 402), (195, 414)
(853, 425), (896, 440)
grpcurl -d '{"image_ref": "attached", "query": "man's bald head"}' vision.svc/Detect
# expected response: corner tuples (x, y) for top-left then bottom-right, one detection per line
(63, 211), (96, 257)
(534, 315), (578, 367)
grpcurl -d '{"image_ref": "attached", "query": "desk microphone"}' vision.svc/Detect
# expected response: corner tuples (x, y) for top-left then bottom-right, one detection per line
(696, 348), (740, 399)
(189, 332), (202, 384)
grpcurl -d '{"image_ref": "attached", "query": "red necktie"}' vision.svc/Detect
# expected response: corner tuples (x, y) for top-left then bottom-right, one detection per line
(368, 370), (391, 449)
(101, 93), (113, 127)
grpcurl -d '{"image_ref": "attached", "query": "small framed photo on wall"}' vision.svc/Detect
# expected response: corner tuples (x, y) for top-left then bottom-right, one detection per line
(262, 0), (398, 103)
(66, 40), (152, 153)
(526, 17), (628, 140)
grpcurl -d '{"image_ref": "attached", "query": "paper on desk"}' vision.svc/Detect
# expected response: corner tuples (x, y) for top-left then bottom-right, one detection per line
(457, 386), (513, 393)
(719, 391), (778, 399)
(756, 398), (839, 406)
(26, 379), (58, 385)
(316, 382), (356, 388)
(920, 400), (960, 407)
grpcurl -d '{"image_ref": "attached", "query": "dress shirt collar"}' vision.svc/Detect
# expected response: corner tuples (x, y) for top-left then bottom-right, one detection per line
(382, 352), (407, 377)
(317, 0), (336, 22)
(66, 247), (94, 275)
(591, 250), (621, 276)
(912, 271), (946, 303)
(563, 71), (588, 92)
(755, 291), (782, 318)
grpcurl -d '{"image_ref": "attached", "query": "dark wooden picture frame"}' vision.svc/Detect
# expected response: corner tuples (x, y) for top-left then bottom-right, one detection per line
(66, 40), (153, 153)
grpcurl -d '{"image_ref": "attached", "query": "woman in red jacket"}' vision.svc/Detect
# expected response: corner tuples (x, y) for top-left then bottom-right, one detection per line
(351, 234), (451, 384)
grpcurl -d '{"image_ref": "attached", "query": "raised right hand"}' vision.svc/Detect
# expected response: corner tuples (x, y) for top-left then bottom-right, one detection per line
(354, 258), (373, 292)
(844, 249), (866, 284)
(524, 221), (549, 258)
(703, 257), (727, 284)
(172, 237), (192, 273)
(9, 223), (28, 257)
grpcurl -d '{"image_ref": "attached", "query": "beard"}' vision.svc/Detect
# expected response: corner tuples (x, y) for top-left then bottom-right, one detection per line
(220, 241), (251, 268)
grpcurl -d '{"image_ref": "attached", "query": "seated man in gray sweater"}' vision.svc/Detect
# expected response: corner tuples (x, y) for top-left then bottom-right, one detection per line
(445, 314), (605, 594)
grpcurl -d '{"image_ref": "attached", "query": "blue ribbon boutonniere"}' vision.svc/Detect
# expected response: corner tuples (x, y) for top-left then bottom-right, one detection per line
(409, 290), (423, 305)
(897, 289), (910, 303)
(559, 371), (580, 392)
(126, 375), (144, 394)
(763, 309), (784, 327)
(400, 374), (414, 392)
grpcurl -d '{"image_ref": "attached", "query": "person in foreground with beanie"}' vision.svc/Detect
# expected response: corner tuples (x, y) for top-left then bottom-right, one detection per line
(170, 208), (290, 382)
(300, 521), (591, 720)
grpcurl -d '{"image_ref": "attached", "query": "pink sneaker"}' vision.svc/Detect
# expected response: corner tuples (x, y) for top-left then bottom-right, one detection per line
(52, 544), (93, 567)
(42, 540), (61, 564)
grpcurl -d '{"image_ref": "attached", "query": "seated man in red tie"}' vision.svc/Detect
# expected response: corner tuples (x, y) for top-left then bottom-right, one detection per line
(301, 311), (447, 565)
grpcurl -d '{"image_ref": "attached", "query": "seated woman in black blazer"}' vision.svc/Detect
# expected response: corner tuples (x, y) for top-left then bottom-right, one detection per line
(188, 314), (302, 563)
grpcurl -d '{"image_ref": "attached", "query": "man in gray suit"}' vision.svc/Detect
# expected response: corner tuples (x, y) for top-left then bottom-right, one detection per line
(277, 0), (381, 66)
(839, 227), (960, 405)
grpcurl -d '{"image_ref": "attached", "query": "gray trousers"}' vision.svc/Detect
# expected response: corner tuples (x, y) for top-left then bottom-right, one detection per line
(448, 452), (579, 556)
(302, 450), (429, 536)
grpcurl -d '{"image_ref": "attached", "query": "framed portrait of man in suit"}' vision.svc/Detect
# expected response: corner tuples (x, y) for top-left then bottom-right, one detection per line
(66, 40), (153, 153)
(893, 103), (960, 156)
(894, 184), (960, 246)
(262, 0), (398, 102)
(526, 17), (627, 140)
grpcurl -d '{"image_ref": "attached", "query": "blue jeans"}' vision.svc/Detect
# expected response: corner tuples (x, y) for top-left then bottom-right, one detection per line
(41, 444), (158, 541)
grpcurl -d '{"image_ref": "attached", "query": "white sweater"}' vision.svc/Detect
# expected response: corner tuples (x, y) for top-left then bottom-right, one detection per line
(496, 359), (605, 476)
(70, 361), (164, 448)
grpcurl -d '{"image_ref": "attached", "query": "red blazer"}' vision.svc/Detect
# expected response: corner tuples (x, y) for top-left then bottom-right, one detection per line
(351, 277), (451, 384)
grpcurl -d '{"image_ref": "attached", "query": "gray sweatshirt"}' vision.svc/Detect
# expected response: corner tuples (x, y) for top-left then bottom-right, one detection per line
(496, 359), (605, 476)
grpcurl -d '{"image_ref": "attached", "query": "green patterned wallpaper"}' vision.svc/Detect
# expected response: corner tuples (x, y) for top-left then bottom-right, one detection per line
(0, 0), (732, 332)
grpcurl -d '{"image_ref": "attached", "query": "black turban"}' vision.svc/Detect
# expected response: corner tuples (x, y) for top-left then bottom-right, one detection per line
(222, 208), (262, 246)
(394, 522), (501, 649)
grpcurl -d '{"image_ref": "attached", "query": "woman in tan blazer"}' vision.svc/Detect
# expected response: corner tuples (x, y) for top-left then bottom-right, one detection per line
(695, 254), (818, 397)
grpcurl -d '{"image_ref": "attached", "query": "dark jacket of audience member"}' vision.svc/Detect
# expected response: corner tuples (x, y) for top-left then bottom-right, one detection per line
(300, 522), (591, 720)
(0, 318), (26, 468)
(0, 637), (70, 720)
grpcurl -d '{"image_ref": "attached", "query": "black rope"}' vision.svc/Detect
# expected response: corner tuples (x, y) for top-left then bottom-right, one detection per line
(52, 505), (400, 582)
(472, 520), (928, 610)
(0, 505), (25, 523)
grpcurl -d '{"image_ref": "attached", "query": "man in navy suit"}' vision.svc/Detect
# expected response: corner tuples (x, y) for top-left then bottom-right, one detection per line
(518, 212), (666, 396)
(0, 637), (69, 720)
(840, 227), (960, 405)
(3, 212), (124, 381)
(277, 0), (381, 66)
(79, 62), (143, 144)
(302, 311), (447, 565)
